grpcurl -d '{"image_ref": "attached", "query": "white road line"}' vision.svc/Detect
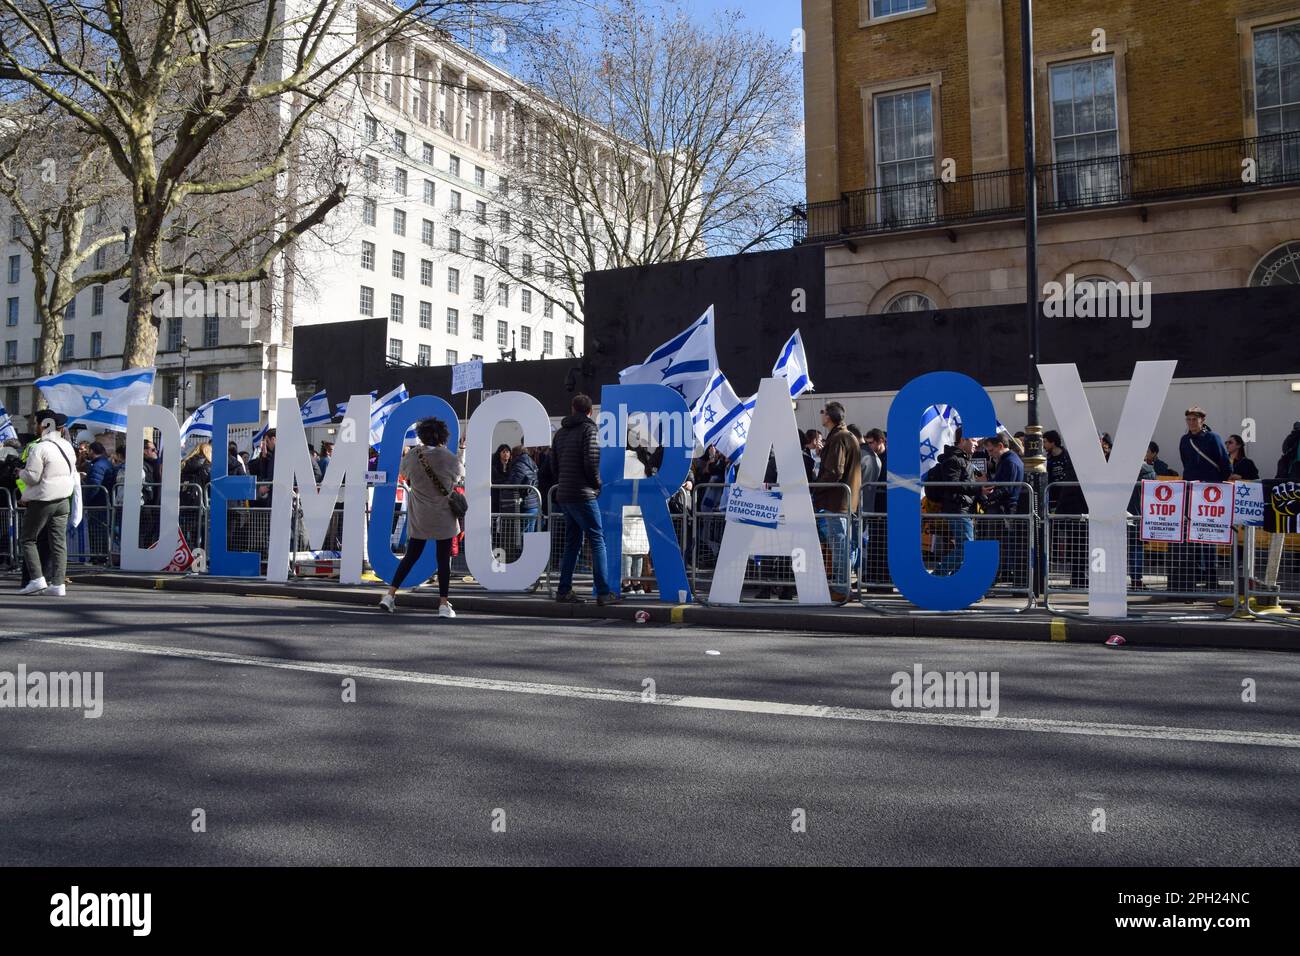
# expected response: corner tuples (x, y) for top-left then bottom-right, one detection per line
(4, 632), (1299, 749)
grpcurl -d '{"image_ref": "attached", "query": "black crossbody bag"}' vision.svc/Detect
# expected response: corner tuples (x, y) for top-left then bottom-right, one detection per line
(415, 448), (468, 518)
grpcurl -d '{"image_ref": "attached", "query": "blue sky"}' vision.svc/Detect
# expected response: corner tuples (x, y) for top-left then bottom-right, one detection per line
(683, 0), (803, 44)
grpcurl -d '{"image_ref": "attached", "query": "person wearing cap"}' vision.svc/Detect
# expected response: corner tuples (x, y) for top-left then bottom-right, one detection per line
(1174, 406), (1230, 593)
(814, 402), (861, 601)
(16, 409), (77, 595)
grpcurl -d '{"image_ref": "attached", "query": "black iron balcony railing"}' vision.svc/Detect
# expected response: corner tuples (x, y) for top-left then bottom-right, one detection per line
(794, 130), (1300, 244)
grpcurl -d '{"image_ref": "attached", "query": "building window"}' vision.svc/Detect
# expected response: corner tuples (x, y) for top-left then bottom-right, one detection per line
(543, 298), (553, 318)
(391, 250), (405, 279)
(496, 320), (509, 349)
(523, 218), (533, 238)
(443, 349), (458, 365)
(422, 218), (434, 246)
(422, 142), (434, 164)
(199, 372), (219, 404)
(449, 154), (460, 177)
(522, 253), (533, 276)
(360, 285), (374, 315)
(64, 297), (75, 320)
(542, 331), (553, 356)
(165, 316), (182, 351)
(390, 293), (404, 323)
(474, 238), (487, 261)
(393, 208), (406, 236)
(473, 275), (485, 300)
(363, 198), (377, 226)
(361, 240), (375, 270)
(475, 199), (487, 224)
(497, 282), (509, 307)
(519, 325), (531, 351)
(423, 179), (435, 204)
(418, 344), (431, 366)
(499, 210), (511, 231)
(447, 267), (460, 293)
(6, 339), (18, 365)
(1254, 22), (1300, 179)
(90, 331), (102, 358)
(521, 289), (532, 313)
(474, 166), (485, 186)
(497, 245), (510, 269)
(7, 254), (18, 283)
(448, 228), (461, 253)
(9, 214), (20, 239)
(203, 314), (219, 347)
(565, 335), (574, 356)
(875, 86), (935, 223)
(472, 314), (484, 340)
(869, 0), (930, 19)
(394, 167), (408, 195)
(394, 130), (407, 154)
(6, 297), (17, 326)
(363, 155), (378, 182)
(565, 302), (575, 322)
(1049, 56), (1120, 204)
(446, 307), (459, 334)
(92, 286), (104, 315)
(364, 115), (378, 141)
(450, 190), (461, 213)
(94, 246), (107, 270)
(883, 292), (936, 313)
(389, 338), (403, 362)
(420, 301), (432, 329)
(420, 259), (433, 287)
(60, 334), (74, 361)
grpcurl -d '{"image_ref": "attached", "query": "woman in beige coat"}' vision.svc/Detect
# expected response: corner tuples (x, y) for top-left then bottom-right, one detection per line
(379, 417), (465, 617)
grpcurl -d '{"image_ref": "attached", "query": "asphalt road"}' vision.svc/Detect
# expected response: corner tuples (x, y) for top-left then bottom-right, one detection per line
(0, 585), (1297, 866)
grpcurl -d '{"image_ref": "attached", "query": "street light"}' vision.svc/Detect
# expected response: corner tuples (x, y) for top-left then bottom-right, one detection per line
(179, 336), (191, 419)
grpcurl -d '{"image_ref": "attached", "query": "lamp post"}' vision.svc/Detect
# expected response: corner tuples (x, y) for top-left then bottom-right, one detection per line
(1019, 0), (1047, 596)
(179, 336), (191, 419)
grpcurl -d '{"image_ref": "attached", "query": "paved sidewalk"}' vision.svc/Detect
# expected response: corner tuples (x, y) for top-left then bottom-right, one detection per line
(64, 570), (1300, 651)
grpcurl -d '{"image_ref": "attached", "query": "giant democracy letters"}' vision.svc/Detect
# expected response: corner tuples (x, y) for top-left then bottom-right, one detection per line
(117, 363), (1175, 615)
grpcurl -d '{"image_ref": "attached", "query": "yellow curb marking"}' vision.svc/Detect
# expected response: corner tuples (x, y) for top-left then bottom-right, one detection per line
(670, 605), (688, 624)
(1050, 618), (1067, 642)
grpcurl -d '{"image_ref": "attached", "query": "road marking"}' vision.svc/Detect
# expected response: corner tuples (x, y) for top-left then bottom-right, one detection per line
(3, 632), (1299, 749)
(1051, 618), (1067, 642)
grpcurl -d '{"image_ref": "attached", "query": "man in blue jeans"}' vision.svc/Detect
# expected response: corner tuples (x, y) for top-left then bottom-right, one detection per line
(933, 432), (977, 576)
(551, 394), (619, 605)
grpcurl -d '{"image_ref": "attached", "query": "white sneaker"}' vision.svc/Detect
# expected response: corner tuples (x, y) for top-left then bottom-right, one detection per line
(18, 578), (47, 595)
(47, 584), (66, 597)
(379, 594), (396, 613)
(438, 602), (456, 619)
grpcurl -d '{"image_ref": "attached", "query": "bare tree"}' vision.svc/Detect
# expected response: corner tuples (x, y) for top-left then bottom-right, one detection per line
(0, 0), (548, 369)
(0, 107), (130, 408)
(456, 0), (802, 320)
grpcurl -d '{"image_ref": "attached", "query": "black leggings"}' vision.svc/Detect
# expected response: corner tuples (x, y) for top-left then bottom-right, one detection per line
(392, 537), (453, 596)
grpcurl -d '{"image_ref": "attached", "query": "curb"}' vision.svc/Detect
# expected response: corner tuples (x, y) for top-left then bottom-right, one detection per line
(69, 572), (1300, 652)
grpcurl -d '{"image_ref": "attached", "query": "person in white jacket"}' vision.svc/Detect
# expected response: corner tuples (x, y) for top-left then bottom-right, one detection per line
(17, 409), (77, 595)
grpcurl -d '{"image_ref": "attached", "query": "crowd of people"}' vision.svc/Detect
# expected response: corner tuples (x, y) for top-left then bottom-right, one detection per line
(4, 394), (1299, 614)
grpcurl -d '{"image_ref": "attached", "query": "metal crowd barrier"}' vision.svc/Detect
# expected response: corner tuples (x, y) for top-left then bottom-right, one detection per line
(1043, 481), (1236, 619)
(109, 481), (211, 566)
(0, 487), (15, 570)
(1242, 524), (1300, 626)
(691, 482), (855, 606)
(858, 481), (1037, 613)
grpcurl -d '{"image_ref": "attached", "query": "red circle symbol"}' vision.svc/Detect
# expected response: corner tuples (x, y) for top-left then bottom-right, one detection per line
(1204, 485), (1222, 503)
(1155, 484), (1174, 501)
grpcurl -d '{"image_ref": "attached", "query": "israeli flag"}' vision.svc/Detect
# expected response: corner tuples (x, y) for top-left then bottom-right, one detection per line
(369, 383), (409, 447)
(772, 329), (814, 399)
(35, 366), (156, 433)
(692, 370), (755, 464)
(919, 405), (1010, 471)
(0, 401), (17, 443)
(336, 391), (376, 421)
(179, 395), (231, 442)
(250, 423), (270, 458)
(619, 306), (718, 408)
(300, 389), (332, 427)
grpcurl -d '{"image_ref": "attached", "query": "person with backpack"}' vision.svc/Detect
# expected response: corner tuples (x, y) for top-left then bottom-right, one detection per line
(932, 431), (978, 577)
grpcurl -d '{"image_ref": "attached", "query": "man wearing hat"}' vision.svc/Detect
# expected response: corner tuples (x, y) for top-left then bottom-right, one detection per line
(16, 409), (77, 595)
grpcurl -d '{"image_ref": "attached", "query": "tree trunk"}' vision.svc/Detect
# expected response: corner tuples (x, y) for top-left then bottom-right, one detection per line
(121, 235), (161, 369)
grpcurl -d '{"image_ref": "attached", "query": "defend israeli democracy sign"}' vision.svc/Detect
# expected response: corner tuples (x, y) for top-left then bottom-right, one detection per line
(1233, 481), (1266, 527)
(724, 484), (782, 529)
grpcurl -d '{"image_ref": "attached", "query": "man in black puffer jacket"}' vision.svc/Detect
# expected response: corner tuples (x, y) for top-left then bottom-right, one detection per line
(551, 394), (617, 605)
